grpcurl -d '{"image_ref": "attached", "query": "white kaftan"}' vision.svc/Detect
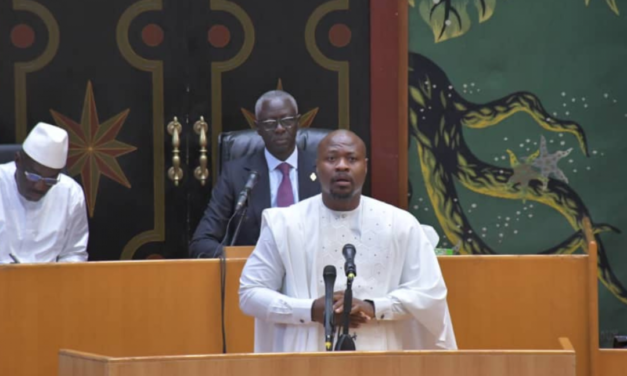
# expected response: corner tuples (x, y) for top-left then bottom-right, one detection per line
(239, 194), (456, 352)
(0, 162), (88, 264)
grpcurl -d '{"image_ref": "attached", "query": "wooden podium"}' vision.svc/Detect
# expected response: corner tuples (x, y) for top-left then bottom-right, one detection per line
(59, 340), (576, 376)
(2, 243), (626, 376)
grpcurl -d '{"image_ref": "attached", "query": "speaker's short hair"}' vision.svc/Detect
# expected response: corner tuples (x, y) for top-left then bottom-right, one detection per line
(254, 90), (298, 118)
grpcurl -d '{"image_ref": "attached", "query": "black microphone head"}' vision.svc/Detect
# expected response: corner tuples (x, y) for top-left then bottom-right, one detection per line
(245, 170), (259, 190)
(342, 244), (356, 279)
(323, 265), (337, 286)
(323, 265), (337, 280)
(342, 244), (356, 258)
(235, 171), (260, 212)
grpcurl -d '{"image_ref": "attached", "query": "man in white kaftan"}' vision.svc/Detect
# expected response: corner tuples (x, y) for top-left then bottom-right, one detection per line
(239, 130), (456, 352)
(0, 122), (88, 264)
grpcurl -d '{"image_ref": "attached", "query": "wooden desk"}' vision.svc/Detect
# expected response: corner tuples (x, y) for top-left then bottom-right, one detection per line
(224, 246), (254, 259)
(599, 349), (627, 376)
(0, 246), (606, 376)
(59, 339), (576, 376)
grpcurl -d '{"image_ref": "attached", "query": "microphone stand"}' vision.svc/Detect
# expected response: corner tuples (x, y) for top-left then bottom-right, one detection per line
(334, 277), (356, 351)
(217, 197), (250, 354)
(230, 205), (248, 246)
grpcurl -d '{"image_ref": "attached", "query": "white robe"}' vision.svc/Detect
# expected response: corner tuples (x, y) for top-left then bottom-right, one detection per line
(239, 194), (457, 352)
(0, 162), (89, 264)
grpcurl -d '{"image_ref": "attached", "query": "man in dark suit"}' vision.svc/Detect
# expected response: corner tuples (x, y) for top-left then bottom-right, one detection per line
(189, 90), (321, 258)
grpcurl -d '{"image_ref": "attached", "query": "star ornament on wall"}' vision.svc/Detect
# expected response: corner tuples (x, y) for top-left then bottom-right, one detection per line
(532, 135), (573, 189)
(51, 81), (137, 217)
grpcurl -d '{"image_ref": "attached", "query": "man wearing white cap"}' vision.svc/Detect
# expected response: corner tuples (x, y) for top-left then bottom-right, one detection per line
(0, 122), (89, 264)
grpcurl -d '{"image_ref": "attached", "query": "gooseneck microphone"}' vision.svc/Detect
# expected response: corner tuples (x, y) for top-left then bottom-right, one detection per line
(234, 170), (259, 212)
(323, 265), (337, 351)
(342, 244), (357, 280)
(217, 169), (258, 354)
(335, 244), (357, 351)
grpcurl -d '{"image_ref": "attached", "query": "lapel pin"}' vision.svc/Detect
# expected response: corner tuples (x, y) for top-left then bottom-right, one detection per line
(310, 172), (317, 182)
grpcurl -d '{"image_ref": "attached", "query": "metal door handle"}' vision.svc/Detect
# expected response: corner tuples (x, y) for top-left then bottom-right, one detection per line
(193, 116), (209, 186)
(167, 117), (184, 186)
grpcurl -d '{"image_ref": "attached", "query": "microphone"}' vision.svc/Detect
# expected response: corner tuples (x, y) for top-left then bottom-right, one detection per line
(234, 170), (259, 212)
(9, 253), (22, 264)
(323, 265), (337, 351)
(342, 244), (357, 280)
(335, 248), (357, 351)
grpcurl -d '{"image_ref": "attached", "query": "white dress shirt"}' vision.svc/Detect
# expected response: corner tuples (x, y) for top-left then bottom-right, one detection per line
(264, 148), (299, 207)
(0, 162), (89, 264)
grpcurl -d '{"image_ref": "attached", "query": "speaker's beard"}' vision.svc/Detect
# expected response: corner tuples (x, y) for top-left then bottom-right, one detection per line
(330, 190), (356, 200)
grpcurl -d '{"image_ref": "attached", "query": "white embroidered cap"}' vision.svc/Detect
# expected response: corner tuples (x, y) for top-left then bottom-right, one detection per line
(22, 122), (69, 169)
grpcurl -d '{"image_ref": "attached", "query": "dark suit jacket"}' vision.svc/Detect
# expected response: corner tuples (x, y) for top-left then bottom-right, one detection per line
(189, 148), (320, 258)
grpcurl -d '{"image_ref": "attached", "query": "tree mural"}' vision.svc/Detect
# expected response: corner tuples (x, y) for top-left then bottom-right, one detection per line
(408, 1), (626, 305)
(412, 0), (620, 43)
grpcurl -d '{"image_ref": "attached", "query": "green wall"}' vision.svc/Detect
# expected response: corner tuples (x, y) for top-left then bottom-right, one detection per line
(408, 0), (626, 347)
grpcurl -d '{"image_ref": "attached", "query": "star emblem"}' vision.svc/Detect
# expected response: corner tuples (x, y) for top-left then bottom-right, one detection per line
(50, 81), (136, 217)
(240, 79), (319, 128)
(532, 135), (572, 189)
(506, 149), (543, 201)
